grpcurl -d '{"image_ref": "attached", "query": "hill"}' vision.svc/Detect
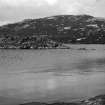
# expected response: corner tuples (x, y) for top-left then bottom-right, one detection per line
(0, 15), (105, 49)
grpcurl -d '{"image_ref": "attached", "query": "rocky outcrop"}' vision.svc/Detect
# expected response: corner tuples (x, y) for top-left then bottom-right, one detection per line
(20, 95), (105, 105)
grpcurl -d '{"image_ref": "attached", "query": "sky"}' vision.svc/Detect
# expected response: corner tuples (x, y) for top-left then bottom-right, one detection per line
(0, 0), (105, 25)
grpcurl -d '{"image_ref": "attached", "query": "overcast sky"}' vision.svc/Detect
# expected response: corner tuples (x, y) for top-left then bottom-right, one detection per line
(0, 0), (105, 25)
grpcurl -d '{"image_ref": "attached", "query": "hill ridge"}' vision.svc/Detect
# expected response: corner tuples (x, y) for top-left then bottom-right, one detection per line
(0, 14), (105, 49)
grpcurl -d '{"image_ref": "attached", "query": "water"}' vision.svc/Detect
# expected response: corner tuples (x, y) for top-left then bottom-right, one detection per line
(0, 45), (105, 105)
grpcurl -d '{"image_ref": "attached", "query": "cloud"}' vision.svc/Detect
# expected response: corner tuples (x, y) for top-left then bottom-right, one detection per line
(0, 21), (12, 26)
(59, 0), (97, 15)
(0, 0), (58, 7)
(45, 0), (58, 5)
(0, 0), (105, 25)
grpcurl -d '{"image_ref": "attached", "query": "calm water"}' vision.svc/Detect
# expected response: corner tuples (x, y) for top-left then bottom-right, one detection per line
(0, 45), (105, 105)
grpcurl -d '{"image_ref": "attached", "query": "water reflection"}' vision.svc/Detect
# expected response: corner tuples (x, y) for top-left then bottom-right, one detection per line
(0, 48), (104, 105)
(0, 71), (105, 103)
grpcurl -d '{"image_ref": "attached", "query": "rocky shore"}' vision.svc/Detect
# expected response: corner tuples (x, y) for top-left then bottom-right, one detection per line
(0, 37), (71, 49)
(20, 95), (105, 105)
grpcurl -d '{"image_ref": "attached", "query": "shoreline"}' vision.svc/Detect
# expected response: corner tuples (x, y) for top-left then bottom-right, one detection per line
(20, 94), (105, 105)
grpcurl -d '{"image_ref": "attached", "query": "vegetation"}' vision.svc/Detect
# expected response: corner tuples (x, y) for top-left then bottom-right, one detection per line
(0, 15), (105, 49)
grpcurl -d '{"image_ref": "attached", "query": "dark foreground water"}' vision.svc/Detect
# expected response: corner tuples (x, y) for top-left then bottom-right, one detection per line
(0, 45), (105, 105)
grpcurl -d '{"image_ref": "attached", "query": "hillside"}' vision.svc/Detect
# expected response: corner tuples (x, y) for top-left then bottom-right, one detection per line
(0, 14), (105, 49)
